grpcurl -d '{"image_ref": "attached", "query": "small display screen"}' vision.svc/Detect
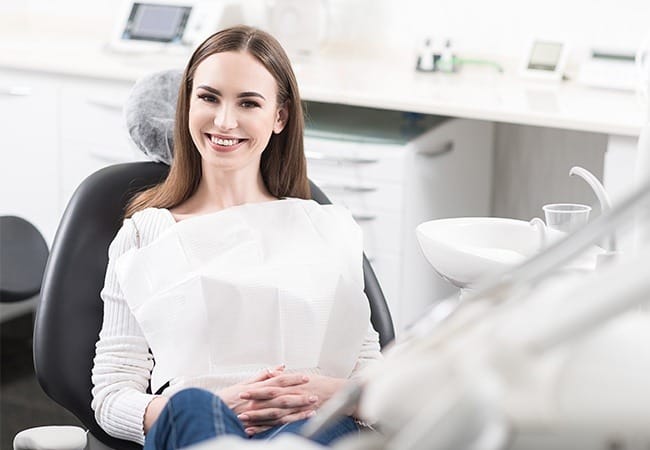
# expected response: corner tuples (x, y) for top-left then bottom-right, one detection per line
(527, 41), (564, 71)
(122, 3), (192, 43)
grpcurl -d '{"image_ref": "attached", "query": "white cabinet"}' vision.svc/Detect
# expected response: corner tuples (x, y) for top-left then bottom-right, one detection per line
(59, 78), (141, 206)
(400, 118), (495, 328)
(0, 70), (60, 246)
(305, 103), (495, 332)
(1, 70), (140, 246)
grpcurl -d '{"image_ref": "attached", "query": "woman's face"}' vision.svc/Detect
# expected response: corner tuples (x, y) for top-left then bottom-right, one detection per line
(188, 51), (287, 174)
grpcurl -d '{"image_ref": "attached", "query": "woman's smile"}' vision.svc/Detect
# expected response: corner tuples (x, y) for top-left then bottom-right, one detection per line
(205, 133), (249, 153)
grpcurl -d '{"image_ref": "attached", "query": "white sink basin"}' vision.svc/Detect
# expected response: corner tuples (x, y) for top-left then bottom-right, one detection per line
(415, 217), (547, 288)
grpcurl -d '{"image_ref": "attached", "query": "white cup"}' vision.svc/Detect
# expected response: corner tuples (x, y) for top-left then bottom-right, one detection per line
(542, 203), (592, 233)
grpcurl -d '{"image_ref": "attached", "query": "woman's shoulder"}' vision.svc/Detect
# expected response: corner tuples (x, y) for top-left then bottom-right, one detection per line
(111, 207), (176, 252)
(130, 207), (175, 225)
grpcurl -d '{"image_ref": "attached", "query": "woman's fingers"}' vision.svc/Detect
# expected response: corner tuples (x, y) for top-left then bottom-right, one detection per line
(238, 405), (315, 426)
(240, 373), (309, 400)
(243, 364), (286, 384)
(243, 425), (272, 436)
(277, 409), (316, 424)
(247, 393), (318, 410)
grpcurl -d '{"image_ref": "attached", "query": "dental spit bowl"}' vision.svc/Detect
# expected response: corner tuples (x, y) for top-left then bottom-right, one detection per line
(415, 217), (601, 289)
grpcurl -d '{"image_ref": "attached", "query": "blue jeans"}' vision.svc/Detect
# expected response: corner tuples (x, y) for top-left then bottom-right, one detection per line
(144, 388), (359, 450)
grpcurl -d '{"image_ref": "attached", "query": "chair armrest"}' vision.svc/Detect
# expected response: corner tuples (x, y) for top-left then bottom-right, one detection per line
(13, 426), (87, 450)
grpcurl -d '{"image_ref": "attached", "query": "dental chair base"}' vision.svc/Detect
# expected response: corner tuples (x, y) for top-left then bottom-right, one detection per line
(13, 426), (87, 450)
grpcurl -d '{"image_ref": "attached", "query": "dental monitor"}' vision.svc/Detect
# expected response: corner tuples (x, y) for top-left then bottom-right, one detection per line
(521, 38), (568, 81)
(109, 0), (223, 52)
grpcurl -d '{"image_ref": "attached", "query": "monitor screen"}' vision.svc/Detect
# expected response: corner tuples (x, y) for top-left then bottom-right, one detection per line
(122, 3), (192, 43)
(527, 41), (564, 71)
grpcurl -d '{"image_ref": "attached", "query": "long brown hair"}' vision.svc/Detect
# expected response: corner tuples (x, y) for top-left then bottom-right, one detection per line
(125, 25), (310, 218)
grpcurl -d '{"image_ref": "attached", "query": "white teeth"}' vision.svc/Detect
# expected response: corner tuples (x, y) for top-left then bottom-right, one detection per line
(210, 136), (240, 146)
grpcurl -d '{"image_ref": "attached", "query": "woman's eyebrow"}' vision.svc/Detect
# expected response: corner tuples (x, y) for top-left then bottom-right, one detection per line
(196, 85), (266, 100)
(238, 91), (266, 100)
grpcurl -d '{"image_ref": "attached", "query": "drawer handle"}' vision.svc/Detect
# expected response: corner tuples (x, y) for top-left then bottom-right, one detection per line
(0, 86), (32, 97)
(320, 183), (377, 193)
(352, 213), (377, 222)
(418, 141), (454, 158)
(305, 151), (379, 165)
(86, 98), (124, 112)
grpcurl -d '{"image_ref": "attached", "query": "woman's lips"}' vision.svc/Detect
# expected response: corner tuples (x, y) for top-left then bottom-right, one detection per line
(205, 134), (247, 153)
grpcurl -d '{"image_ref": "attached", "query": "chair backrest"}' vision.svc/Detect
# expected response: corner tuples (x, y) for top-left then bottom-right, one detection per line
(0, 215), (49, 303)
(35, 161), (394, 450)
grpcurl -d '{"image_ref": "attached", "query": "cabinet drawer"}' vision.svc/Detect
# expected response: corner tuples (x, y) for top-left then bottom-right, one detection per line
(304, 136), (406, 183)
(60, 79), (134, 156)
(310, 172), (403, 214)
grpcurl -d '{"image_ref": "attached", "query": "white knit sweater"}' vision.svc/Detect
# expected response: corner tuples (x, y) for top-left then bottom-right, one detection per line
(91, 200), (382, 445)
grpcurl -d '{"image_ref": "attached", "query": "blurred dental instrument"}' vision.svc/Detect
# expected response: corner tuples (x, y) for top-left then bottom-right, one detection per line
(635, 31), (650, 248)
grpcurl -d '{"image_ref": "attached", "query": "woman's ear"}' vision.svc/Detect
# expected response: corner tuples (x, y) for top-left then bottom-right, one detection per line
(273, 102), (289, 134)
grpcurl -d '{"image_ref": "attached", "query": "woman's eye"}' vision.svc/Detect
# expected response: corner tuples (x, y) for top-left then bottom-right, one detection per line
(241, 100), (260, 108)
(198, 94), (218, 103)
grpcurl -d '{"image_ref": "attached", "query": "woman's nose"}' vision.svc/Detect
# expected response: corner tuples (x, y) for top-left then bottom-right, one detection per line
(214, 104), (237, 130)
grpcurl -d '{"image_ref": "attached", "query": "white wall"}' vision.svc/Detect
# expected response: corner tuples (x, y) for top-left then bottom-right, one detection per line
(6, 0), (650, 61)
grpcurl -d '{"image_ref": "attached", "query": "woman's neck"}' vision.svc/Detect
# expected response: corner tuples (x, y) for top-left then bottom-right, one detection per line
(173, 169), (276, 216)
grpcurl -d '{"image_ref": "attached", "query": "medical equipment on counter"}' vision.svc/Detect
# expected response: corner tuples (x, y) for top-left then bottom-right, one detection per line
(437, 40), (456, 73)
(108, 0), (227, 53)
(520, 37), (568, 81)
(576, 48), (637, 91)
(415, 38), (437, 72)
(415, 38), (503, 74)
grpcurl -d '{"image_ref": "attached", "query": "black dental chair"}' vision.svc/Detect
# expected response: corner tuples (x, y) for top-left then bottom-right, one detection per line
(28, 161), (394, 450)
(18, 67), (394, 450)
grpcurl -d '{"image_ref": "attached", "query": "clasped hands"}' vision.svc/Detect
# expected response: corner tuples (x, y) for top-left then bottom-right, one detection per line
(218, 365), (347, 436)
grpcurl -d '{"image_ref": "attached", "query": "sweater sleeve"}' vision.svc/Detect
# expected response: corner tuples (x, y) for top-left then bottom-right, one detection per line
(91, 218), (157, 445)
(349, 320), (383, 380)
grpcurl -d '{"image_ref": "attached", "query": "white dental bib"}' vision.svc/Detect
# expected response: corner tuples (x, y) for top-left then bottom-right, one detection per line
(115, 199), (370, 394)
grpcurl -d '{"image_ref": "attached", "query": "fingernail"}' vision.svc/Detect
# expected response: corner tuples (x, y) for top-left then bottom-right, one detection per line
(238, 414), (249, 421)
(245, 428), (254, 435)
(239, 392), (251, 399)
(302, 376), (309, 382)
(309, 395), (318, 402)
(307, 410), (316, 418)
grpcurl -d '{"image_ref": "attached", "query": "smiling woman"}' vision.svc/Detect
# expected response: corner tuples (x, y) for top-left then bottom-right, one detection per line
(91, 25), (382, 450)
(188, 51), (288, 181)
(123, 25), (309, 219)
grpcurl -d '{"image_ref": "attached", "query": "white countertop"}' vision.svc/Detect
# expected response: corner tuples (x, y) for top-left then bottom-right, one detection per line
(1, 16), (645, 137)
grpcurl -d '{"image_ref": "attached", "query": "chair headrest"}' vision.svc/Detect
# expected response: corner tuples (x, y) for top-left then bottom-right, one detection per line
(124, 69), (182, 165)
